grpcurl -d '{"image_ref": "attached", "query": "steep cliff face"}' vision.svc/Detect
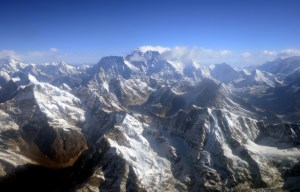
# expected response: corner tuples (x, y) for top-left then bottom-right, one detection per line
(0, 52), (300, 191)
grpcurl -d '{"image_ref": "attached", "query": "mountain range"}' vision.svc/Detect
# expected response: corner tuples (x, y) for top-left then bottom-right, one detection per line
(0, 48), (299, 191)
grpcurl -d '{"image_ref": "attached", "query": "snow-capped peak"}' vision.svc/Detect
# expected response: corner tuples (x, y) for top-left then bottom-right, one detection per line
(30, 76), (85, 126)
(252, 69), (276, 87)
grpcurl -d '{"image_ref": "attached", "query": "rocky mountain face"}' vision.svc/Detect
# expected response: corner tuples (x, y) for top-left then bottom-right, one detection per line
(0, 49), (300, 191)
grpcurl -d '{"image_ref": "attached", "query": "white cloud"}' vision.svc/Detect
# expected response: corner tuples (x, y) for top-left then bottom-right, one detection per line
(128, 52), (146, 62)
(136, 45), (299, 66)
(0, 48), (103, 64)
(277, 49), (300, 58)
(1, 46), (300, 66)
(49, 48), (58, 52)
(22, 48), (64, 63)
(262, 50), (277, 56)
(220, 50), (232, 56)
(161, 46), (200, 62)
(0, 50), (20, 59)
(236, 49), (300, 66)
(260, 49), (300, 59)
(242, 52), (251, 58)
(156, 46), (234, 64)
(137, 46), (300, 66)
(138, 46), (170, 54)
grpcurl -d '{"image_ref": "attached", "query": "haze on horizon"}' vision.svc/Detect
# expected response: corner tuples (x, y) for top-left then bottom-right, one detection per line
(0, 0), (299, 66)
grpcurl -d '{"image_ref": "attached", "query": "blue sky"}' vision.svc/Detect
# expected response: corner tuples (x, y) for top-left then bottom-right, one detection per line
(0, 0), (300, 65)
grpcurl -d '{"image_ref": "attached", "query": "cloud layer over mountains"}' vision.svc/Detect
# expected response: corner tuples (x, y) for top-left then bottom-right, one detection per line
(1, 46), (300, 66)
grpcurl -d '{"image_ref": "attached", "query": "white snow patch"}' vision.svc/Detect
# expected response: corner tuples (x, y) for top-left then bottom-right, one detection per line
(192, 61), (201, 69)
(246, 140), (300, 158)
(253, 70), (275, 87)
(11, 77), (20, 82)
(102, 81), (109, 92)
(209, 64), (216, 70)
(167, 60), (184, 74)
(124, 60), (139, 72)
(28, 74), (40, 84)
(107, 114), (175, 190)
